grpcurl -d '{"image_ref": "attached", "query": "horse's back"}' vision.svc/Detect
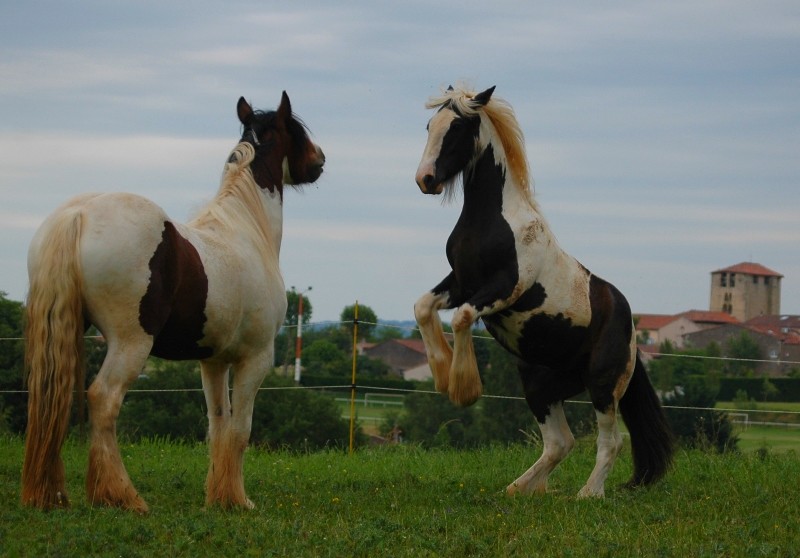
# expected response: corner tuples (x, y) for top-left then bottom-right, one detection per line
(31, 192), (175, 336)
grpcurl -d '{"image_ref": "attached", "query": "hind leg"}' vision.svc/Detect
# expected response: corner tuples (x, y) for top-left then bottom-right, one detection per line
(507, 402), (574, 495)
(577, 405), (623, 498)
(86, 337), (151, 513)
(205, 352), (270, 509)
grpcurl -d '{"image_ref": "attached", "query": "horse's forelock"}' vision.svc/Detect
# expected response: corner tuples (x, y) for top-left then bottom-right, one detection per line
(426, 84), (534, 204)
(425, 85), (481, 116)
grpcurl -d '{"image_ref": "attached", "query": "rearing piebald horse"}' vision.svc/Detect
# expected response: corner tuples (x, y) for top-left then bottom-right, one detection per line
(413, 85), (673, 498)
(22, 92), (325, 513)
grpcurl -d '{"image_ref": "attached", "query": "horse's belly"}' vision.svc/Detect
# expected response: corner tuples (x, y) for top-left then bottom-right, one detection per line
(485, 310), (591, 371)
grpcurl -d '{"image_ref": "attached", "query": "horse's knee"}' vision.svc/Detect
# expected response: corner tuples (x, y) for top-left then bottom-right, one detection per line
(452, 305), (476, 331)
(414, 294), (434, 323)
(550, 432), (575, 459)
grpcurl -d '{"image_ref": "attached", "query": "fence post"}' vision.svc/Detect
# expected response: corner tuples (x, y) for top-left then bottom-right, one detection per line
(348, 301), (359, 454)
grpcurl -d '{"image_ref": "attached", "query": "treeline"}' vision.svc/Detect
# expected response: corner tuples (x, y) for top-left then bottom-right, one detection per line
(6, 290), (793, 453)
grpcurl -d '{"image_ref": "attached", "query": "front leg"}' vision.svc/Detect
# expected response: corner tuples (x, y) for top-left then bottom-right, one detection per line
(414, 286), (455, 393)
(206, 351), (271, 510)
(448, 276), (521, 406)
(449, 303), (482, 406)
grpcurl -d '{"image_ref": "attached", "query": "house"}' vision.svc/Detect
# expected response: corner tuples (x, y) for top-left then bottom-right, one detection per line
(362, 338), (430, 379)
(634, 310), (739, 349)
(744, 314), (800, 368)
(682, 320), (799, 376)
(635, 314), (699, 349)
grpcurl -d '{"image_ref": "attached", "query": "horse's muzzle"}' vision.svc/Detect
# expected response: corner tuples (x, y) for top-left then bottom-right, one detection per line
(416, 174), (443, 195)
(308, 148), (326, 182)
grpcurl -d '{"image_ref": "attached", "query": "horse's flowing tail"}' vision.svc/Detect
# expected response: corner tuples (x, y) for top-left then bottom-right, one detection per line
(21, 210), (86, 509)
(618, 353), (675, 487)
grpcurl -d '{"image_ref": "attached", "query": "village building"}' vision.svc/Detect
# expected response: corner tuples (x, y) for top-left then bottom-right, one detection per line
(362, 338), (431, 380)
(709, 262), (783, 322)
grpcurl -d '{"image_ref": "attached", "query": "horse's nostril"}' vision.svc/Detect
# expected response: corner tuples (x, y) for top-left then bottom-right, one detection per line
(423, 175), (435, 188)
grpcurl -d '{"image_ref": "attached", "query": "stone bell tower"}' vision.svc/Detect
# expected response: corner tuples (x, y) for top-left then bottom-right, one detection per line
(710, 262), (782, 322)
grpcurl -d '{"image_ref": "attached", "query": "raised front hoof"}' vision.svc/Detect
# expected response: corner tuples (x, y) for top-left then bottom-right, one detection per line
(447, 383), (482, 407)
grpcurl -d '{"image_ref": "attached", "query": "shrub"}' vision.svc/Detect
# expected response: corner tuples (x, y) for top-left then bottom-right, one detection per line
(664, 375), (738, 452)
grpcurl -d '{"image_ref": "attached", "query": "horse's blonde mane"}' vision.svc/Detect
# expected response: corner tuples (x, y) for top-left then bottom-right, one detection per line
(190, 142), (277, 260)
(427, 85), (535, 206)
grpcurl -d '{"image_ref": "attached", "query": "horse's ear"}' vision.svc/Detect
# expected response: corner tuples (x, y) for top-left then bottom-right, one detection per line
(237, 97), (254, 126)
(447, 85), (454, 91)
(277, 91), (292, 125)
(472, 86), (496, 106)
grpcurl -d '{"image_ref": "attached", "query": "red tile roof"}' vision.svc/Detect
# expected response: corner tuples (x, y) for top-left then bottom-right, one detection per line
(634, 314), (678, 330)
(712, 262), (783, 278)
(394, 339), (428, 354)
(744, 315), (800, 344)
(635, 310), (741, 330)
(677, 310), (740, 325)
(745, 314), (800, 331)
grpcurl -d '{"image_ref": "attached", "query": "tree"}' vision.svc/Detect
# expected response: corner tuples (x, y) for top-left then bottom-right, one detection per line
(648, 342), (723, 394)
(117, 359), (207, 441)
(401, 382), (479, 448)
(285, 290), (313, 328)
(0, 292), (24, 433)
(725, 331), (762, 376)
(277, 290), (315, 373)
(663, 375), (737, 452)
(475, 341), (536, 443)
(250, 375), (358, 450)
(301, 339), (350, 377)
(341, 303), (378, 341)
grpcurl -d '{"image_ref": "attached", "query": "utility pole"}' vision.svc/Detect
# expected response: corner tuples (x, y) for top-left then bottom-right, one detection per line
(292, 286), (312, 384)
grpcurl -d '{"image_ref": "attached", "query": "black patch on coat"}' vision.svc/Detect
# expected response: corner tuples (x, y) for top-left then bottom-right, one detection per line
(139, 222), (213, 360)
(444, 145), (518, 309)
(510, 283), (546, 313)
(582, 274), (635, 413)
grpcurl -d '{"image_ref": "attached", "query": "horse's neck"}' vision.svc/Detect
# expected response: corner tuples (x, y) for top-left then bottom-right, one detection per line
(463, 143), (538, 220)
(258, 188), (284, 253)
(191, 177), (284, 260)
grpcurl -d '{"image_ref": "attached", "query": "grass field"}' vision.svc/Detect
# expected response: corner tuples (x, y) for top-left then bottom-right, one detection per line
(716, 400), (800, 453)
(1, 436), (799, 557)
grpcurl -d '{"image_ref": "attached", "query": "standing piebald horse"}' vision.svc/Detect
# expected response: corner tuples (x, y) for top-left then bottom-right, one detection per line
(22, 92), (325, 513)
(413, 85), (673, 498)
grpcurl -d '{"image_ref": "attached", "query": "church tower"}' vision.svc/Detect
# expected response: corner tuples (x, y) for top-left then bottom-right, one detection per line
(710, 262), (782, 322)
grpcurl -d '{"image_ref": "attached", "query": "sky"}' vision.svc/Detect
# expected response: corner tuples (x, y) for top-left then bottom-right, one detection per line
(1, 1), (798, 324)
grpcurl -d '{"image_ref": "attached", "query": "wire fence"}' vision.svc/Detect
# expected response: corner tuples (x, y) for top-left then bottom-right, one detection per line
(2, 316), (800, 437)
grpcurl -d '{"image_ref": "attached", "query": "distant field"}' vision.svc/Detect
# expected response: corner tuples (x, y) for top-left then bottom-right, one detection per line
(716, 401), (800, 452)
(340, 395), (800, 449)
(337, 393), (404, 435)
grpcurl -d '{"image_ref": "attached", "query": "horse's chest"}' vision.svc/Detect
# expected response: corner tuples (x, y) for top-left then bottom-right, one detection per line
(446, 212), (517, 287)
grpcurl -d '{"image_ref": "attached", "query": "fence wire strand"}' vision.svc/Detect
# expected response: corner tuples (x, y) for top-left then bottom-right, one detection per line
(2, 318), (799, 421)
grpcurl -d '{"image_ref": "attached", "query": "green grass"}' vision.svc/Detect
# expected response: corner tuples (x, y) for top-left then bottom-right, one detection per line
(336, 394), (403, 434)
(717, 401), (800, 413)
(2, 436), (799, 557)
(735, 425), (800, 453)
(716, 400), (800, 453)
